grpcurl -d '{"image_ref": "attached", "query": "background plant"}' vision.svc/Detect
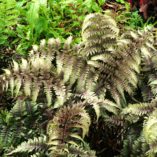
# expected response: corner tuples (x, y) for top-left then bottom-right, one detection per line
(0, 0), (103, 55)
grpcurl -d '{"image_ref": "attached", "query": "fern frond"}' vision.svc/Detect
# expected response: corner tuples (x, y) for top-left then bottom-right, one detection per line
(10, 99), (38, 118)
(77, 91), (119, 116)
(68, 144), (96, 157)
(119, 134), (148, 157)
(47, 103), (91, 154)
(146, 56), (157, 98)
(122, 102), (157, 116)
(142, 109), (157, 156)
(7, 136), (47, 155)
(49, 144), (96, 157)
(143, 109), (157, 144)
(1, 50), (68, 107)
(81, 13), (119, 58)
(105, 115), (125, 127)
(0, 110), (19, 148)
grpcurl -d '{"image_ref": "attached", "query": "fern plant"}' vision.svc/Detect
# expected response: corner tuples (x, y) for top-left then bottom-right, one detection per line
(1, 11), (157, 157)
(81, 13), (155, 106)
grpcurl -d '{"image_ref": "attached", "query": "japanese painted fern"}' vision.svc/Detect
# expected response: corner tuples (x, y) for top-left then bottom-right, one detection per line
(1, 12), (157, 157)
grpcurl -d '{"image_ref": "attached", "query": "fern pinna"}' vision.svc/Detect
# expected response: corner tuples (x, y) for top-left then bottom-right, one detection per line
(0, 11), (157, 156)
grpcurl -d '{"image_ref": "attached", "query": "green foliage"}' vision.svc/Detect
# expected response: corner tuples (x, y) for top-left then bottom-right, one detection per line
(115, 8), (144, 29)
(118, 11), (144, 29)
(116, 0), (125, 3)
(0, 0), (103, 55)
(0, 0), (19, 45)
